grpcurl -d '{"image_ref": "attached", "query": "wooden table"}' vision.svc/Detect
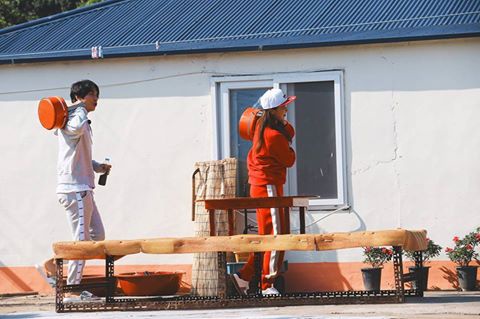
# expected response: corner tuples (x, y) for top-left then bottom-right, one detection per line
(201, 196), (311, 236)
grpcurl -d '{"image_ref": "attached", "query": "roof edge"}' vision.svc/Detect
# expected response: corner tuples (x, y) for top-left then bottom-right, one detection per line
(1, 24), (479, 65)
(0, 0), (127, 36)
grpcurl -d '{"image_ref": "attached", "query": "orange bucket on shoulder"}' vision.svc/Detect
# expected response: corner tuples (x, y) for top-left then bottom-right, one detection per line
(38, 96), (68, 130)
(238, 107), (263, 141)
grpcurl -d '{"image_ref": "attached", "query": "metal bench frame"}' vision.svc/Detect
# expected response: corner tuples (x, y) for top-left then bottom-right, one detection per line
(54, 247), (424, 313)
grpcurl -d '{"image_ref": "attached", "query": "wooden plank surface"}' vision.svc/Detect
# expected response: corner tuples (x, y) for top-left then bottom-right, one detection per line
(53, 229), (427, 260)
(201, 196), (311, 210)
(313, 229), (427, 251)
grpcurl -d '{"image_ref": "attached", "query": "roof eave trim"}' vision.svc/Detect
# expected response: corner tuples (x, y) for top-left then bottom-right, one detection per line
(1, 26), (479, 65)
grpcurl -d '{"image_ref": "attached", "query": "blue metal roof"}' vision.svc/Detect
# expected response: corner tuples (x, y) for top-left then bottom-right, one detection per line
(1, 0), (479, 64)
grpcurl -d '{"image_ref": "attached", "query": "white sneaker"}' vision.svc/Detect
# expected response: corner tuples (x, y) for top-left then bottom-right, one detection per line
(230, 273), (249, 295)
(262, 286), (280, 295)
(63, 295), (81, 303)
(63, 291), (101, 303)
(79, 290), (101, 301)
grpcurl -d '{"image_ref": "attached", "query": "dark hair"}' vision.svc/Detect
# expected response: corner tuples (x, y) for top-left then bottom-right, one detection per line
(70, 80), (99, 103)
(255, 108), (292, 153)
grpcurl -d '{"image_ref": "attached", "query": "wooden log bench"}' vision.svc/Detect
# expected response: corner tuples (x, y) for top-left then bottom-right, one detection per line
(52, 229), (427, 313)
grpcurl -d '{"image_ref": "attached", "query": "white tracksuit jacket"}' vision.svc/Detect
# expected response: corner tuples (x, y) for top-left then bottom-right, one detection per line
(56, 103), (102, 190)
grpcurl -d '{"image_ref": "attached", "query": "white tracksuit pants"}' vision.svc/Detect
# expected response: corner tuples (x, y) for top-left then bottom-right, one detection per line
(58, 191), (105, 285)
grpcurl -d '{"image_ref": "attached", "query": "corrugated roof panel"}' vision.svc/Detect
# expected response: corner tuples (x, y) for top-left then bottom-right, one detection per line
(101, 3), (150, 45)
(0, 0), (478, 64)
(0, 33), (16, 52)
(87, 1), (141, 46)
(457, 2), (473, 25)
(121, 1), (173, 45)
(310, 1), (339, 35)
(207, 1), (260, 38)
(299, 1), (329, 35)
(0, 30), (28, 53)
(380, 1), (406, 31)
(371, 1), (396, 31)
(289, 0), (332, 37)
(76, 8), (120, 48)
(41, 14), (98, 50)
(342, 0), (371, 31)
(321, 1), (348, 33)
(39, 13), (87, 48)
(412, 1), (432, 28)
(217, 0), (269, 37)
(120, 2), (166, 44)
(142, 0), (199, 43)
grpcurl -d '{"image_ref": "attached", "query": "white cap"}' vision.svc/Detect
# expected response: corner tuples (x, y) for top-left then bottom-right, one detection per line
(259, 88), (296, 110)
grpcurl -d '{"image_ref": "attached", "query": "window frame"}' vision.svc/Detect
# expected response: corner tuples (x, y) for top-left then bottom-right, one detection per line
(218, 80), (272, 158)
(211, 70), (347, 207)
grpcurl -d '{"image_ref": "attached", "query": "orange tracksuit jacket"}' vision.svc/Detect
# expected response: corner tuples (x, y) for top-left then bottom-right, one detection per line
(240, 122), (296, 289)
(247, 122), (296, 186)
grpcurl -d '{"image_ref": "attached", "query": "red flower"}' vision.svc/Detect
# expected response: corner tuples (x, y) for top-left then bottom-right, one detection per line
(365, 247), (371, 252)
(476, 233), (480, 241)
(466, 244), (473, 250)
(445, 247), (453, 253)
(381, 248), (387, 254)
(453, 236), (460, 242)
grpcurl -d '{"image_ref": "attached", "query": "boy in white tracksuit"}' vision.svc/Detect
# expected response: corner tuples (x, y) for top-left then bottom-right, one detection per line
(56, 80), (111, 289)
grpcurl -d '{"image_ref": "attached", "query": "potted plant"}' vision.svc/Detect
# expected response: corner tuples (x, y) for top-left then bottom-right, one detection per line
(404, 238), (442, 290)
(361, 246), (393, 291)
(445, 227), (480, 291)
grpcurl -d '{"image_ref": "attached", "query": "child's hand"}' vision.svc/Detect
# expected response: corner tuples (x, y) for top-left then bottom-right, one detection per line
(100, 164), (112, 174)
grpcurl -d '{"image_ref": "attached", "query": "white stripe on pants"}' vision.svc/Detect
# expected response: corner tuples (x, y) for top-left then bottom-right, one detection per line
(57, 191), (105, 285)
(265, 184), (281, 279)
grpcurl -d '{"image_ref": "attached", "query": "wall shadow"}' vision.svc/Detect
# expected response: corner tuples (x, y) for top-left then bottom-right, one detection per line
(439, 266), (459, 290)
(0, 261), (35, 293)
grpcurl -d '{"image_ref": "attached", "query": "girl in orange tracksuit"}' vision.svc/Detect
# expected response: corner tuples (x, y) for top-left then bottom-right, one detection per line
(234, 88), (296, 295)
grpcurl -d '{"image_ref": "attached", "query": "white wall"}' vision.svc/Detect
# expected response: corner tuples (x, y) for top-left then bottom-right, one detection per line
(0, 37), (479, 266)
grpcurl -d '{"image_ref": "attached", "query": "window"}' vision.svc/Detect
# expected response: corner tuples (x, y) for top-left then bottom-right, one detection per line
(213, 71), (346, 206)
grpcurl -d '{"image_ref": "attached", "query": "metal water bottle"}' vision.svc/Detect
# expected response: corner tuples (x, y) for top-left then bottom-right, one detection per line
(98, 157), (110, 186)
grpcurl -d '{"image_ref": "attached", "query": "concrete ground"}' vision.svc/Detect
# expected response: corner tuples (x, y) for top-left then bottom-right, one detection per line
(0, 291), (479, 319)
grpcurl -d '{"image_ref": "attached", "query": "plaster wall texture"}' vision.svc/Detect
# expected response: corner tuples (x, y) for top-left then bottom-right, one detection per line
(0, 37), (479, 267)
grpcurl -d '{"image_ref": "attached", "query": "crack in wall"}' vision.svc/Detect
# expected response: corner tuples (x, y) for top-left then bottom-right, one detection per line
(351, 54), (403, 226)
(391, 99), (402, 228)
(351, 155), (397, 175)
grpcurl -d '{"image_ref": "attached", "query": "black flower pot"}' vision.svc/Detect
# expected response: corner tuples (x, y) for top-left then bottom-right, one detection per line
(408, 266), (430, 291)
(361, 267), (382, 291)
(456, 266), (478, 291)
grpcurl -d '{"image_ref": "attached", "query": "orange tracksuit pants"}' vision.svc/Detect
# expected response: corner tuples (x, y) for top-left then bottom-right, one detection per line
(239, 184), (286, 290)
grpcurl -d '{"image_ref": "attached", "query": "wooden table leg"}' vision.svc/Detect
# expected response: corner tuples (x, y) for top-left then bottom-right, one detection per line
(248, 252), (262, 295)
(284, 207), (290, 234)
(209, 209), (216, 236)
(299, 206), (306, 234)
(227, 209), (234, 236)
(243, 209), (248, 234)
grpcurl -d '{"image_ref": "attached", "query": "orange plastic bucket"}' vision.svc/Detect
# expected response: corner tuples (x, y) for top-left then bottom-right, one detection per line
(238, 107), (262, 141)
(38, 96), (68, 130)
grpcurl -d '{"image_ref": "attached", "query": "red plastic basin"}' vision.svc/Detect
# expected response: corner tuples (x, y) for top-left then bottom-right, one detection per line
(116, 271), (183, 296)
